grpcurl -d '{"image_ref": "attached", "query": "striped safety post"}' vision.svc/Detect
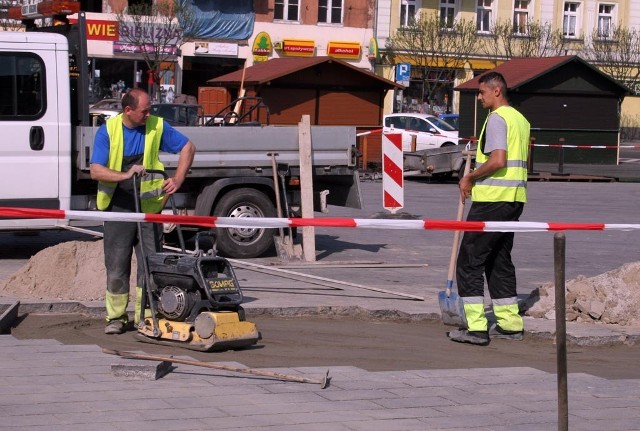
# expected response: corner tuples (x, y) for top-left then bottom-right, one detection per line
(382, 132), (404, 213)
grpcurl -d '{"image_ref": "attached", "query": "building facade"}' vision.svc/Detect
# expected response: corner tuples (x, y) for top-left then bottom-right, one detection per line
(374, 0), (640, 116)
(68, 0), (378, 103)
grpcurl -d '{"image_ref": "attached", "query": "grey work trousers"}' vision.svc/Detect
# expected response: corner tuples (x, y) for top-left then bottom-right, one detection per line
(103, 220), (162, 321)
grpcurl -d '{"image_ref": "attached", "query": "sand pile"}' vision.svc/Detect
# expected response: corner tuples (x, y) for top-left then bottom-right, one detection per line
(0, 240), (136, 301)
(523, 261), (640, 326)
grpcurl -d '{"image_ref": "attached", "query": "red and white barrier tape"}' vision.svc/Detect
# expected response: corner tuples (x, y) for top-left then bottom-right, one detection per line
(531, 144), (640, 149)
(356, 128), (383, 137)
(1, 207), (639, 233)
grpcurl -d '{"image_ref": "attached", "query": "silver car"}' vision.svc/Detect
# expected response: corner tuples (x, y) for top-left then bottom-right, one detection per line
(89, 98), (121, 124)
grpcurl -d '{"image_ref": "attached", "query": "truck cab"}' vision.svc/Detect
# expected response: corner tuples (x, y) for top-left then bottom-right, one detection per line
(0, 30), (74, 228)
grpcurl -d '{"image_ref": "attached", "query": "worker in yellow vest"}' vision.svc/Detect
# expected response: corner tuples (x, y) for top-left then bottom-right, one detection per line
(449, 72), (530, 346)
(90, 88), (196, 335)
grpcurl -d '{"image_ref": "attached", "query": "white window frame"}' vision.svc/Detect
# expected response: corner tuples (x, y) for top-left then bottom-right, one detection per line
(440, 0), (458, 30)
(274, 0), (299, 22)
(597, 3), (616, 39)
(563, 2), (582, 38)
(476, 0), (494, 34)
(318, 0), (343, 25)
(400, 0), (417, 28)
(513, 0), (531, 35)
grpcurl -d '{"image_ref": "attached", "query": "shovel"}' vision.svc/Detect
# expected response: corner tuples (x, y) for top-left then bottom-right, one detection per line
(438, 149), (473, 327)
(268, 152), (303, 261)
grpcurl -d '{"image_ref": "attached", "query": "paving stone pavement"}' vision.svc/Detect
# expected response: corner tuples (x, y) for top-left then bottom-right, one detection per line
(1, 334), (640, 431)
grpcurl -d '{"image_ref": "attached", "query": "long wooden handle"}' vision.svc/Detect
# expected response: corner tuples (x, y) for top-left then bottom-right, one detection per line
(446, 153), (473, 288)
(103, 348), (330, 388)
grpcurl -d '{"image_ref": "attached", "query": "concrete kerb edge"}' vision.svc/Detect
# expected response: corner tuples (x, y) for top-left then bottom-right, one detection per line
(2, 299), (638, 346)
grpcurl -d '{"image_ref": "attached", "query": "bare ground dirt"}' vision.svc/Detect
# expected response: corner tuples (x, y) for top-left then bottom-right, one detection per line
(9, 313), (640, 380)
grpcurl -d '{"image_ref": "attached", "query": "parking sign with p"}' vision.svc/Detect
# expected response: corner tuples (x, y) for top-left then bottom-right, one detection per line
(396, 63), (411, 87)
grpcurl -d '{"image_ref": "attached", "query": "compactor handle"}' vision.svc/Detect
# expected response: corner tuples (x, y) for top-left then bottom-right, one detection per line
(134, 169), (186, 253)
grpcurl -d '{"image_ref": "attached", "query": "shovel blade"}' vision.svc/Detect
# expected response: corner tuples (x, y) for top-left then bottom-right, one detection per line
(438, 290), (467, 327)
(274, 235), (304, 262)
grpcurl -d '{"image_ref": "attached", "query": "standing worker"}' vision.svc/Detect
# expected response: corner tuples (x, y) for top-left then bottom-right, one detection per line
(448, 72), (530, 346)
(90, 88), (196, 335)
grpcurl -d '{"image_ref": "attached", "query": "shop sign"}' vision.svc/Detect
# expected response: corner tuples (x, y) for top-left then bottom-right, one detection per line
(194, 42), (238, 56)
(327, 41), (361, 60)
(281, 39), (315, 57)
(118, 22), (180, 46)
(69, 18), (118, 41)
(113, 42), (177, 56)
(368, 37), (379, 62)
(252, 31), (272, 56)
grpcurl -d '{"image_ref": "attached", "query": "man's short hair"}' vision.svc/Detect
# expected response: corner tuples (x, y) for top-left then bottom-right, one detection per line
(122, 88), (147, 110)
(479, 72), (508, 94)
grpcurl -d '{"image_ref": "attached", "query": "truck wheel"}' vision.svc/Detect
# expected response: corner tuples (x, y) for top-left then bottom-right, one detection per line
(214, 188), (276, 258)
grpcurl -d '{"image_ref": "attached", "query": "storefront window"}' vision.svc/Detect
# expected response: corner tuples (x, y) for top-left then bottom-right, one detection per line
(394, 70), (453, 115)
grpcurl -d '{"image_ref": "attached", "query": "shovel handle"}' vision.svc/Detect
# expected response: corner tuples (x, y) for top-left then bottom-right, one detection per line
(446, 152), (473, 290)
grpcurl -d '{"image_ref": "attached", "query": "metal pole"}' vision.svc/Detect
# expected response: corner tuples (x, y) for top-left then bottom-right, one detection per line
(554, 232), (568, 431)
(528, 137), (536, 174)
(558, 138), (565, 174)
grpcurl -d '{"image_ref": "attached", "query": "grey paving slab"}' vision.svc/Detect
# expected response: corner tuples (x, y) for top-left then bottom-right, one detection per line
(0, 336), (639, 430)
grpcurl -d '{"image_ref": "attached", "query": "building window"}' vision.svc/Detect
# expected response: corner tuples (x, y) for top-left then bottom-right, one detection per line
(400, 0), (416, 27)
(440, 0), (456, 29)
(476, 0), (492, 33)
(128, 0), (152, 15)
(275, 0), (299, 21)
(563, 2), (580, 38)
(318, 0), (343, 24)
(597, 3), (615, 38)
(513, 0), (530, 35)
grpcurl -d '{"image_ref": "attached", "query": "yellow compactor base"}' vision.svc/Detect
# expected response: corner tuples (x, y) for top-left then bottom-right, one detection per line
(135, 311), (260, 352)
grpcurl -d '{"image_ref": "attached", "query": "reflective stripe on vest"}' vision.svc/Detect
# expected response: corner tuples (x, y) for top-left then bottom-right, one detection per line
(473, 106), (530, 203)
(96, 114), (165, 213)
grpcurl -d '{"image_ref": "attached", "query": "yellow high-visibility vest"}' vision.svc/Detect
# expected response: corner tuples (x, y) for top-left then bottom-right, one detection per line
(96, 114), (165, 213)
(473, 106), (530, 203)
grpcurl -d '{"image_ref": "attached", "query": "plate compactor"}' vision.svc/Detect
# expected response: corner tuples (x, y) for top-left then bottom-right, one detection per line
(133, 172), (260, 352)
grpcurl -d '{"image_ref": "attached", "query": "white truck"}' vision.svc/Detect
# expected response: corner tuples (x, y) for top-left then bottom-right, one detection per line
(0, 11), (362, 258)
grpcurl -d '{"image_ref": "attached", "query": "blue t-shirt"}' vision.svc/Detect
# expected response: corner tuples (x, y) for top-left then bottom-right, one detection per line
(90, 119), (189, 166)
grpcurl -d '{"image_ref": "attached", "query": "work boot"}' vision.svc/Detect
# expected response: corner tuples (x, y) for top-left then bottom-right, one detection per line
(448, 329), (490, 346)
(104, 320), (125, 335)
(489, 323), (524, 341)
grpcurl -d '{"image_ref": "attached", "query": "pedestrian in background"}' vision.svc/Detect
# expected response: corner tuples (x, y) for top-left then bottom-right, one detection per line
(448, 71), (530, 346)
(90, 88), (195, 335)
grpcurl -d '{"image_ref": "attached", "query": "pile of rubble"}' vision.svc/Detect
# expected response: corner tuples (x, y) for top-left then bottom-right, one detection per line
(524, 261), (640, 326)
